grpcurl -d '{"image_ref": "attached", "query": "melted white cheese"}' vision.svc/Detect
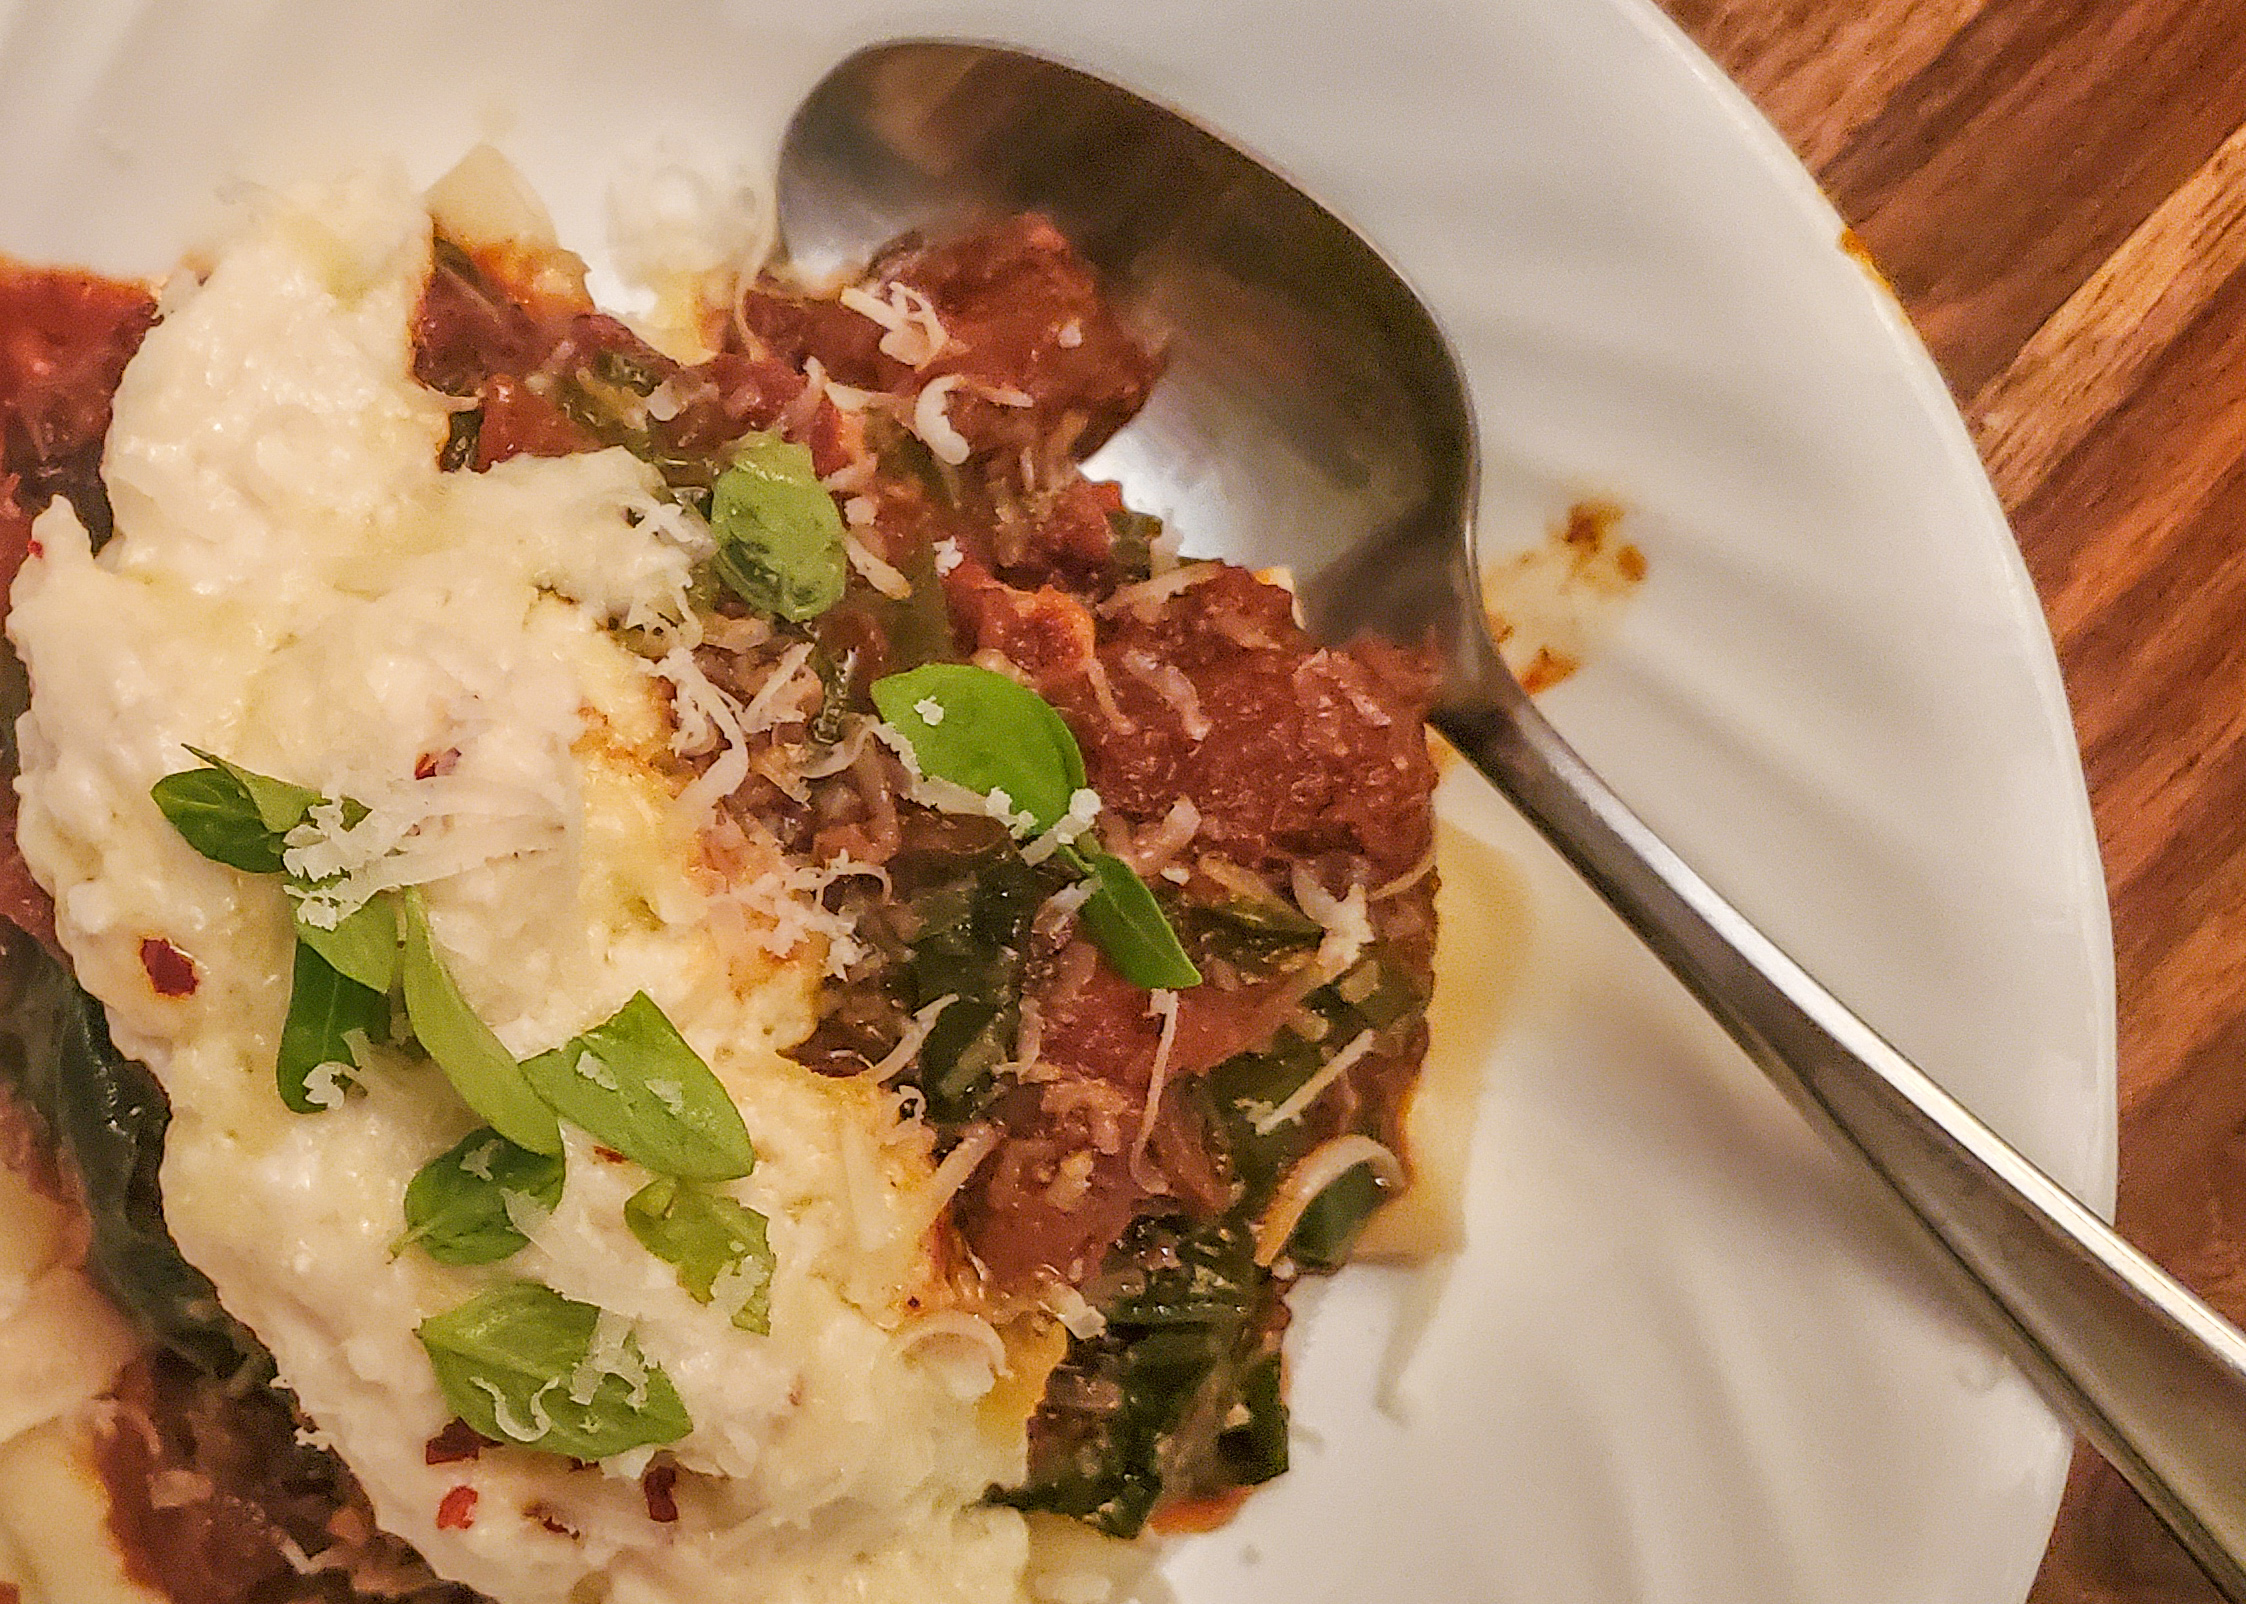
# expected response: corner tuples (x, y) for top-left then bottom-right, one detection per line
(10, 167), (1029, 1604)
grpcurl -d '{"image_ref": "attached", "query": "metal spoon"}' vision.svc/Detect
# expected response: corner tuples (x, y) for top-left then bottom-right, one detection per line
(778, 38), (2246, 1598)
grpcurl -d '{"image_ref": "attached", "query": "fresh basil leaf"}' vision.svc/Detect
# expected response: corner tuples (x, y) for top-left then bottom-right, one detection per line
(417, 1282), (690, 1460)
(624, 1177), (773, 1334)
(276, 940), (386, 1114)
(295, 891), (399, 995)
(185, 747), (322, 833)
(398, 888), (560, 1156)
(1076, 851), (1202, 989)
(709, 431), (847, 621)
(401, 1128), (565, 1265)
(871, 663), (1087, 829)
(150, 766), (294, 874)
(520, 993), (753, 1181)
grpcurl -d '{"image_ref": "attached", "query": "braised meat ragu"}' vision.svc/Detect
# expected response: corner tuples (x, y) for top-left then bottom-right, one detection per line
(0, 191), (1438, 1592)
(0, 263), (157, 951)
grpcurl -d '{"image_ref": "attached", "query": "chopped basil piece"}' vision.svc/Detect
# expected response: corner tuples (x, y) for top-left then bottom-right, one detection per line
(872, 663), (1086, 829)
(401, 1128), (566, 1265)
(872, 664), (1200, 988)
(398, 888), (560, 1156)
(417, 1283), (690, 1461)
(520, 992), (754, 1181)
(276, 940), (386, 1115)
(708, 432), (848, 621)
(294, 890), (400, 996)
(624, 1177), (773, 1334)
(150, 748), (321, 874)
(1076, 851), (1201, 990)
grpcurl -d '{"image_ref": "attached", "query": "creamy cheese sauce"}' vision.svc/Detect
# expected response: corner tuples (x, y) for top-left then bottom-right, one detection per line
(9, 168), (1033, 1604)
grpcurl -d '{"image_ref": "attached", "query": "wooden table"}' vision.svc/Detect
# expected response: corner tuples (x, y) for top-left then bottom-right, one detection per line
(1657, 2), (2246, 1598)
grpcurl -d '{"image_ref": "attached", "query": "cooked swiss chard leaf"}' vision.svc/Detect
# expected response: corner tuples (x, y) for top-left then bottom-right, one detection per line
(899, 851), (1057, 1124)
(1000, 1215), (1287, 1537)
(400, 1128), (566, 1266)
(0, 937), (266, 1379)
(1281, 1161), (1389, 1273)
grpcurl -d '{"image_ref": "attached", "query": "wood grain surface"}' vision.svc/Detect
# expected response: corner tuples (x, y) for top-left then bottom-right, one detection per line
(1658, 2), (2246, 1598)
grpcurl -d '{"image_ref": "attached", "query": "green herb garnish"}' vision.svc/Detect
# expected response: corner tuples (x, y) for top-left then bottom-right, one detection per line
(871, 664), (1199, 989)
(708, 432), (848, 621)
(149, 747), (321, 873)
(520, 992), (755, 1181)
(295, 891), (400, 995)
(417, 1283), (690, 1460)
(872, 662), (1087, 827)
(399, 888), (560, 1156)
(275, 940), (386, 1115)
(400, 1128), (566, 1265)
(624, 1177), (773, 1333)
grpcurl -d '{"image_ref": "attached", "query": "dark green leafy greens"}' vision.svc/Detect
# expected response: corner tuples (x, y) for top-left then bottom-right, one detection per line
(901, 851), (1057, 1124)
(870, 664), (1199, 989)
(417, 1282), (691, 1460)
(520, 992), (755, 1181)
(709, 432), (849, 621)
(399, 887), (560, 1156)
(400, 1128), (566, 1265)
(0, 938), (265, 1379)
(624, 1177), (773, 1334)
(999, 1215), (1288, 1536)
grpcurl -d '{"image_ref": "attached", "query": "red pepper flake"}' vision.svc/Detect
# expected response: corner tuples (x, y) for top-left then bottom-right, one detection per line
(592, 1145), (628, 1164)
(424, 1418), (490, 1465)
(139, 936), (198, 997)
(436, 1485), (478, 1530)
(535, 1511), (577, 1537)
(641, 1462), (679, 1524)
(414, 747), (461, 780)
(23, 536), (40, 559)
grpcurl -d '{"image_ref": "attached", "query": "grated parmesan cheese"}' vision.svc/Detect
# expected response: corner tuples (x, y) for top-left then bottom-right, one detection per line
(1019, 787), (1103, 866)
(870, 994), (958, 1082)
(1252, 1134), (1404, 1267)
(1250, 1028), (1377, 1136)
(1293, 866), (1374, 982)
(912, 373), (972, 465)
(1130, 990), (1181, 1189)
(1098, 560), (1223, 620)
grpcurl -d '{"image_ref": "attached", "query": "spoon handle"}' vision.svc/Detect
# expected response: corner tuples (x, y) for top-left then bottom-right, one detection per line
(1437, 680), (2246, 1601)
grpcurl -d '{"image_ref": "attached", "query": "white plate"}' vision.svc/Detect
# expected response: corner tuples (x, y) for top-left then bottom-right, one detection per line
(0, 2), (2114, 1601)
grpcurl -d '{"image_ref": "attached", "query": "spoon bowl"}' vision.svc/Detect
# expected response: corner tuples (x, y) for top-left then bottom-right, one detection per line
(780, 38), (2246, 1599)
(777, 40), (1490, 692)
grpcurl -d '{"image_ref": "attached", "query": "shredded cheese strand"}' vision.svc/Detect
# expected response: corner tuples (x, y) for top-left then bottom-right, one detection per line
(1253, 1135), (1404, 1267)
(1251, 1028), (1377, 1136)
